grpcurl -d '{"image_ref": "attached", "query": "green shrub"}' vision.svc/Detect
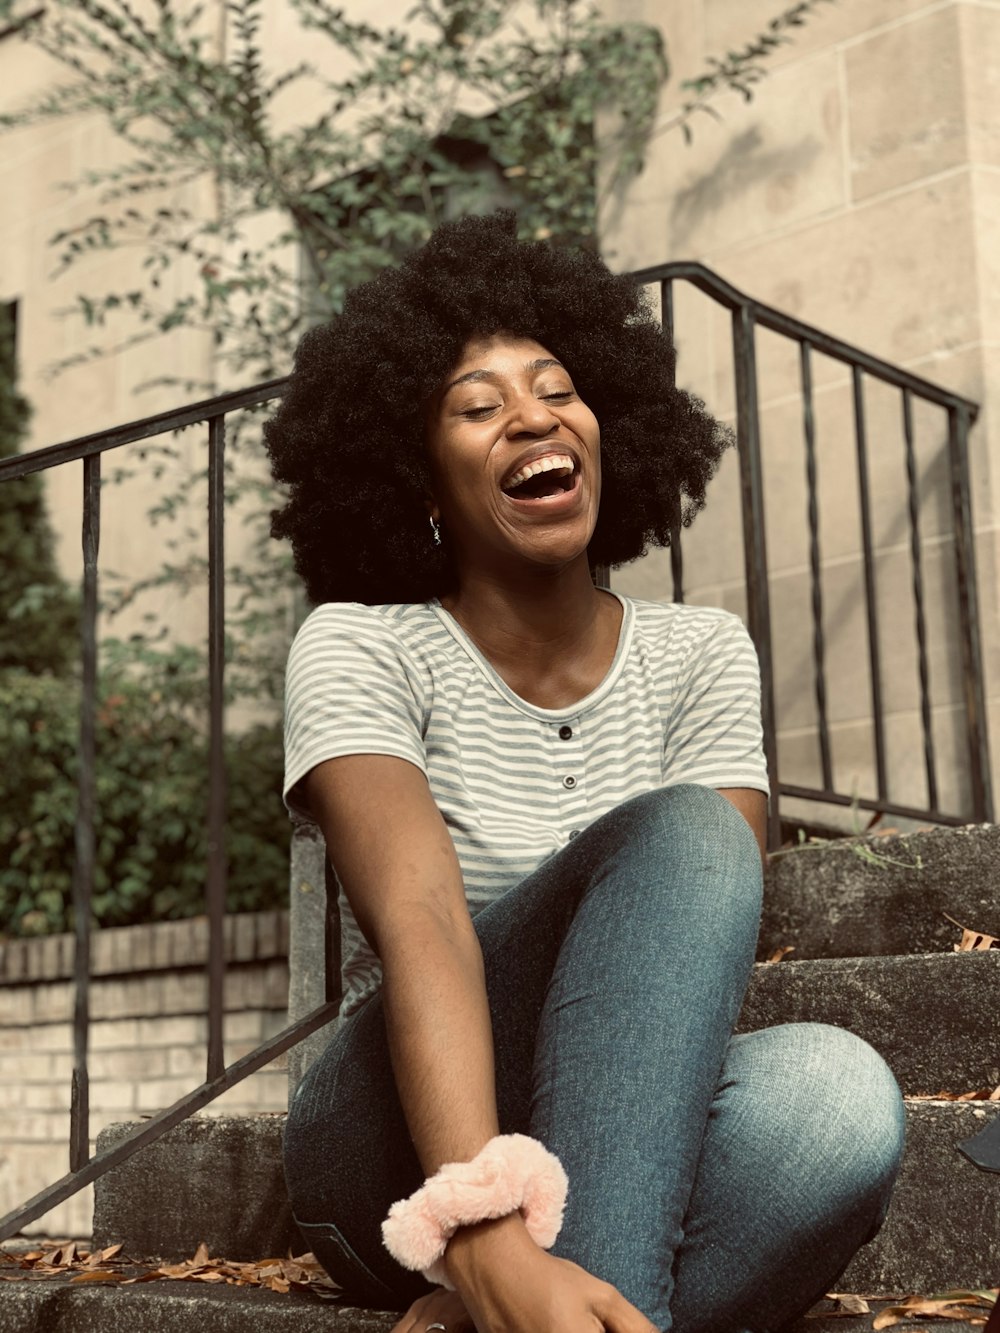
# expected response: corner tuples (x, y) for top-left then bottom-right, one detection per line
(0, 668), (289, 936)
(0, 306), (79, 676)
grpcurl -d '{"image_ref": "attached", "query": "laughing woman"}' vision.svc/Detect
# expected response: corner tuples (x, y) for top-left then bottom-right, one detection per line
(265, 211), (905, 1333)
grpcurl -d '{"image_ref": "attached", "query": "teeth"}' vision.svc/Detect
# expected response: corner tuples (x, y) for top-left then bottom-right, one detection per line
(503, 454), (575, 492)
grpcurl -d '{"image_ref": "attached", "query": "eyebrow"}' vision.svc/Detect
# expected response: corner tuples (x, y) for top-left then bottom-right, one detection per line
(442, 357), (564, 395)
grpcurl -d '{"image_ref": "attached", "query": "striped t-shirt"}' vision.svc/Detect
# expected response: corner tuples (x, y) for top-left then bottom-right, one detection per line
(283, 592), (769, 1017)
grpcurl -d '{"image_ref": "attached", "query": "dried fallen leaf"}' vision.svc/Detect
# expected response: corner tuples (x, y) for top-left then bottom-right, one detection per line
(0, 1242), (341, 1297)
(828, 1294), (872, 1315)
(956, 929), (998, 952)
(765, 946), (795, 964)
(872, 1291), (996, 1329)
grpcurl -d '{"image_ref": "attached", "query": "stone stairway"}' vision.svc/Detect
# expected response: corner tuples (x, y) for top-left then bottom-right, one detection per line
(2, 821), (998, 1331)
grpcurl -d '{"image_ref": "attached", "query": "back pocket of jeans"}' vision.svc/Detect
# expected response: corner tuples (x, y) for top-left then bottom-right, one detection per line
(293, 1216), (399, 1308)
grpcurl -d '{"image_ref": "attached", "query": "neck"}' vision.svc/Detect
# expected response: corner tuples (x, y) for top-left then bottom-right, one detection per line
(439, 556), (612, 671)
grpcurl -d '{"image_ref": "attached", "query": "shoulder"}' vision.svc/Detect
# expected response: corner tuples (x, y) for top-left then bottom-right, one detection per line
(289, 599), (436, 657)
(624, 596), (756, 662)
(285, 601), (439, 699)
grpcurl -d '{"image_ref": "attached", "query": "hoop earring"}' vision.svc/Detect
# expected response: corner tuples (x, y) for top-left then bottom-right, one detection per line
(429, 516), (442, 548)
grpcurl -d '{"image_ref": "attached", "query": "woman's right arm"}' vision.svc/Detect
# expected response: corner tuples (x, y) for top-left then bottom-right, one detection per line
(304, 752), (656, 1333)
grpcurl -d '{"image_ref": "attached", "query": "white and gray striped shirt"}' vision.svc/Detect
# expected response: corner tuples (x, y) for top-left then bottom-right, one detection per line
(283, 593), (769, 1018)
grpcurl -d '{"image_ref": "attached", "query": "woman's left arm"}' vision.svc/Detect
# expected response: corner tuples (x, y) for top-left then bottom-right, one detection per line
(716, 787), (768, 864)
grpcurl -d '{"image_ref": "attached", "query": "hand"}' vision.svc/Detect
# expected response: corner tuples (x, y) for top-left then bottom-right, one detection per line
(392, 1287), (474, 1333)
(445, 1216), (660, 1333)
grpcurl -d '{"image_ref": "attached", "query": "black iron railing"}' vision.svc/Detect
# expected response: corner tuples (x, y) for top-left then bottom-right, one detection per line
(631, 261), (993, 850)
(0, 262), (993, 1239)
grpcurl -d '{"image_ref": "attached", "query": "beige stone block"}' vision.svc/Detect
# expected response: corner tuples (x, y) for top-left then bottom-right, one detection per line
(135, 1078), (190, 1114)
(672, 52), (846, 255)
(89, 1080), (137, 1113)
(89, 1047), (168, 1081)
(973, 168), (1000, 349)
(31, 986), (72, 1023)
(847, 7), (967, 201)
(761, 527), (1000, 744)
(23, 1083), (70, 1112)
(224, 1010), (264, 1043)
(775, 699), (982, 825)
(0, 1083), (25, 1109)
(166, 1045), (207, 1078)
(90, 1018), (139, 1051)
(160, 970), (207, 1016)
(705, 171), (980, 374)
(961, 4), (1000, 169)
(0, 1138), (93, 1237)
(137, 1014), (206, 1048)
(701, 0), (943, 72)
(33, 1023), (72, 1052)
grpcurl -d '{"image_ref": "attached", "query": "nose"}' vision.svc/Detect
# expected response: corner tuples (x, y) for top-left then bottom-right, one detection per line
(506, 392), (560, 438)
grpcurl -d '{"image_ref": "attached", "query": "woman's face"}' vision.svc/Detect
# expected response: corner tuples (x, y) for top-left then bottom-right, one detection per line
(424, 333), (601, 581)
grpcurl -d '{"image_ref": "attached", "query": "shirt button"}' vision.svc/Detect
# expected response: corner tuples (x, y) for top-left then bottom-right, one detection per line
(563, 775), (576, 789)
(559, 725), (573, 740)
(568, 829), (580, 839)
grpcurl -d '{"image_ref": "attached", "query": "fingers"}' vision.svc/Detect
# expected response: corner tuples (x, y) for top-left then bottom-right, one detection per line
(391, 1287), (475, 1333)
(597, 1283), (661, 1333)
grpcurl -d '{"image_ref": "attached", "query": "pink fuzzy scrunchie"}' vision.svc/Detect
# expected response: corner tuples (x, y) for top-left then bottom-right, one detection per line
(381, 1133), (569, 1288)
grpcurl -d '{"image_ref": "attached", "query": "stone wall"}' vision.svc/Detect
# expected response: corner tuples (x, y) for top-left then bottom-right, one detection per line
(602, 0), (1000, 830)
(0, 912), (289, 1240)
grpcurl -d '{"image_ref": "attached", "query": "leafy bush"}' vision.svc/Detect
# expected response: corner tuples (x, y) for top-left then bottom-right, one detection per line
(0, 306), (79, 676)
(0, 668), (289, 936)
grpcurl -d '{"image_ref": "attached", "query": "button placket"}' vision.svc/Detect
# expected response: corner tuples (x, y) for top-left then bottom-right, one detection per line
(551, 719), (586, 841)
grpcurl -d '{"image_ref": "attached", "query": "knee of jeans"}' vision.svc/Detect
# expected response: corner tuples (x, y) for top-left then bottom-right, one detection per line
(615, 784), (762, 912)
(756, 1022), (906, 1203)
(619, 784), (760, 860)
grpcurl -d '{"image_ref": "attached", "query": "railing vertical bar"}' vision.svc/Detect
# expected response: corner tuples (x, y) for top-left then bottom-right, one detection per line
(732, 304), (780, 850)
(69, 453), (101, 1172)
(902, 389), (938, 811)
(206, 415), (227, 1082)
(661, 278), (684, 604)
(800, 341), (833, 792)
(947, 403), (994, 821)
(852, 369), (888, 803)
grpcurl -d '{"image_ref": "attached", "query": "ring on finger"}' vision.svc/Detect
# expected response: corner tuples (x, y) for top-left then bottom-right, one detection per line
(425, 1324), (447, 1332)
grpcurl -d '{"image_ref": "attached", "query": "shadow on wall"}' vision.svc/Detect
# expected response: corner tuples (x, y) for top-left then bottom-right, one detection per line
(669, 128), (823, 253)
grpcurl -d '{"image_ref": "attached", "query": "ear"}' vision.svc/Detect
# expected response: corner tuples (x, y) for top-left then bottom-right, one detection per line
(424, 495), (440, 524)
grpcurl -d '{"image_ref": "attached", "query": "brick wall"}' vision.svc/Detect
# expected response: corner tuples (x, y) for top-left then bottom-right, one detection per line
(0, 911), (289, 1239)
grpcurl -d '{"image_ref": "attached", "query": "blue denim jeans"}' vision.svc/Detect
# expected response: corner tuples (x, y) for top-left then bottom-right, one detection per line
(283, 785), (906, 1331)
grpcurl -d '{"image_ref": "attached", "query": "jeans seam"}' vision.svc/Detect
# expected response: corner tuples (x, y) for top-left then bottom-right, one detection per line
(293, 1215), (398, 1301)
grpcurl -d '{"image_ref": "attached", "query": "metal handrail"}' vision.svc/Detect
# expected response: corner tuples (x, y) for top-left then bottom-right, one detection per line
(0, 261), (992, 1240)
(637, 261), (992, 848)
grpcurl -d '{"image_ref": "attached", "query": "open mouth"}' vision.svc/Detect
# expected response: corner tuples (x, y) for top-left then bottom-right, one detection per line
(500, 455), (578, 502)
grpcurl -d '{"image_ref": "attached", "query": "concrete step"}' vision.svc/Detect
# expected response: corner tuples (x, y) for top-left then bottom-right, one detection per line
(92, 1100), (1000, 1294)
(737, 949), (1000, 1094)
(759, 822), (999, 961)
(0, 1280), (984, 1333)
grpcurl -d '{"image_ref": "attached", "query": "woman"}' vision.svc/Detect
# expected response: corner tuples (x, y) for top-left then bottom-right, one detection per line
(266, 211), (905, 1333)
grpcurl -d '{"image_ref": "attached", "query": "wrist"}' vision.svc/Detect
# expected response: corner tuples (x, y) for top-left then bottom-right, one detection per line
(380, 1133), (568, 1288)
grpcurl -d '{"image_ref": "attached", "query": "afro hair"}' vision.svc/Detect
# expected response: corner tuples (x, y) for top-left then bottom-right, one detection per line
(264, 210), (730, 606)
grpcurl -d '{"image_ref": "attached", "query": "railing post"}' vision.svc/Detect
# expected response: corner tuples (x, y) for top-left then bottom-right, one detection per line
(70, 453), (101, 1172)
(731, 304), (781, 850)
(901, 389), (939, 812)
(852, 368), (889, 803)
(206, 415), (227, 1081)
(948, 403), (994, 822)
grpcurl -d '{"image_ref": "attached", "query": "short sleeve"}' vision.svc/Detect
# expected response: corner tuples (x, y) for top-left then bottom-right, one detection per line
(283, 602), (428, 818)
(661, 612), (770, 794)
